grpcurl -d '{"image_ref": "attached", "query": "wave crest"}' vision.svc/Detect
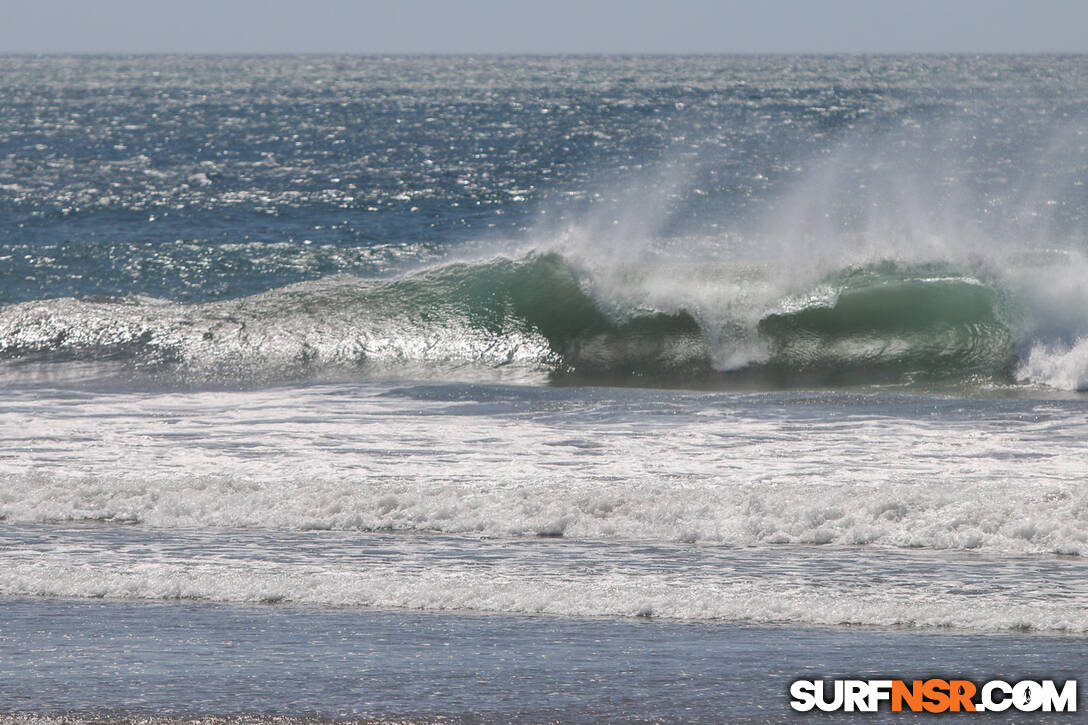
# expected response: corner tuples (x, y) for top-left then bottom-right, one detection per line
(0, 252), (1060, 390)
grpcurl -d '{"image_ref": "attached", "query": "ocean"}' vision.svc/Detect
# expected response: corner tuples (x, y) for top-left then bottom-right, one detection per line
(0, 54), (1085, 723)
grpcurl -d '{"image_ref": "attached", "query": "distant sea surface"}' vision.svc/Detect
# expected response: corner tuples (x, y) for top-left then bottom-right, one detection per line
(1, 55), (1085, 723)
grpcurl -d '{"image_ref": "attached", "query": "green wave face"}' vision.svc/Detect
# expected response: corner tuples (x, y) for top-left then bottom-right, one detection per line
(319, 255), (1017, 386)
(388, 253), (712, 381)
(756, 265), (1016, 385)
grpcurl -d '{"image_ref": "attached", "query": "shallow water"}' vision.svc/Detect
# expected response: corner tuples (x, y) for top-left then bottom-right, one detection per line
(1, 598), (1084, 723)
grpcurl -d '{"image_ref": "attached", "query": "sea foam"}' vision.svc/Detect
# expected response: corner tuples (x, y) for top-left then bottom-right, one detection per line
(1, 385), (1084, 556)
(2, 526), (1084, 633)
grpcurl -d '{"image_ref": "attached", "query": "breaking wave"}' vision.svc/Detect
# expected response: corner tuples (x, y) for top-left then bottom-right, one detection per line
(0, 251), (1083, 391)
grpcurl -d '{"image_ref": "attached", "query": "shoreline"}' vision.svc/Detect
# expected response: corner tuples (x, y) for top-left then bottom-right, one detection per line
(3, 597), (1084, 724)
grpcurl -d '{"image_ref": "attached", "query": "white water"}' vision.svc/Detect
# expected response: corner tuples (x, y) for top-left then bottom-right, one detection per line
(1, 382), (1085, 633)
(1, 384), (1085, 552)
(2, 525), (1085, 633)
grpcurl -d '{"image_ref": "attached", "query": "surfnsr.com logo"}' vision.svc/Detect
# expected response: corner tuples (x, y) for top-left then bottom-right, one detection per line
(790, 679), (1077, 713)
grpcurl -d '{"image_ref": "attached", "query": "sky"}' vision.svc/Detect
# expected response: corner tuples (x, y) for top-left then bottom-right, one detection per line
(2, 0), (1087, 55)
